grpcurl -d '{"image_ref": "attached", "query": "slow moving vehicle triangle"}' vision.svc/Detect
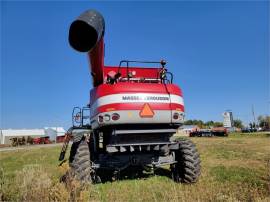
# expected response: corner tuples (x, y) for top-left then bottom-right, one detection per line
(139, 103), (155, 118)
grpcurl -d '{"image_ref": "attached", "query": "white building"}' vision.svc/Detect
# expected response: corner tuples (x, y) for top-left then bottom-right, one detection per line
(44, 127), (66, 142)
(0, 129), (45, 144)
(0, 127), (66, 144)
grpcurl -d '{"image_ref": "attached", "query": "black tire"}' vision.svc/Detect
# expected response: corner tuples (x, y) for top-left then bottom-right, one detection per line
(69, 139), (95, 183)
(171, 139), (201, 183)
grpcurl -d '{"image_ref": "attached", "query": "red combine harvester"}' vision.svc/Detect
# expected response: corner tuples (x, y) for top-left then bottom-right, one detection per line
(59, 10), (201, 183)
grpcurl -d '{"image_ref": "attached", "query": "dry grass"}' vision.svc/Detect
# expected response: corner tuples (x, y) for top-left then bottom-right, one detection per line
(0, 133), (270, 201)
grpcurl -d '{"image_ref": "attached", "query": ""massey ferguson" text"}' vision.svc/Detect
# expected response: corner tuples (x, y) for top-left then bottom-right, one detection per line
(122, 96), (169, 101)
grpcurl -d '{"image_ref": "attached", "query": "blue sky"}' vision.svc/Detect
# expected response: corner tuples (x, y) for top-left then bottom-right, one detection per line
(1, 1), (269, 129)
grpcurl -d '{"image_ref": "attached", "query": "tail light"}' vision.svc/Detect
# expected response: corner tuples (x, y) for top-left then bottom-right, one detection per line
(173, 113), (179, 120)
(112, 113), (120, 121)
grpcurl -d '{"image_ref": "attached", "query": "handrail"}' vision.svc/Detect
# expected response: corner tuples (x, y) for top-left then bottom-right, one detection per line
(117, 60), (164, 80)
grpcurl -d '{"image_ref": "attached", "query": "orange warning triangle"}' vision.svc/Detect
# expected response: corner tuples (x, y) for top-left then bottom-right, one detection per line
(139, 103), (155, 118)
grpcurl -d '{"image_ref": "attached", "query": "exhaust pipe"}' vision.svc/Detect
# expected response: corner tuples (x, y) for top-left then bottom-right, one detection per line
(69, 10), (105, 86)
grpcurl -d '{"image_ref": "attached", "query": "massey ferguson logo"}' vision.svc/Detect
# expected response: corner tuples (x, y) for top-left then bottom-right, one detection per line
(122, 95), (169, 101)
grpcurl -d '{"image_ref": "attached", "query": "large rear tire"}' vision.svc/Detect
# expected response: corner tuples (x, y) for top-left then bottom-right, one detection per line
(171, 139), (201, 183)
(69, 139), (97, 183)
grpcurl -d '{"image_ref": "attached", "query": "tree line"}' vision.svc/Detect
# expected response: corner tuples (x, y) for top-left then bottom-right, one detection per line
(184, 115), (270, 130)
(184, 119), (243, 129)
(257, 115), (270, 129)
(184, 120), (224, 129)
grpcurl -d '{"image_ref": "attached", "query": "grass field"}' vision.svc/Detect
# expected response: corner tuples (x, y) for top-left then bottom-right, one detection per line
(1, 133), (270, 201)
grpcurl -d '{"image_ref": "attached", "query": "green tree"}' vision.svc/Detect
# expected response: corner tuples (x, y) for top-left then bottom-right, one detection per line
(233, 119), (243, 128)
(184, 119), (205, 128)
(205, 121), (214, 127)
(184, 120), (194, 125)
(184, 119), (227, 128)
(258, 115), (270, 129)
(213, 122), (223, 127)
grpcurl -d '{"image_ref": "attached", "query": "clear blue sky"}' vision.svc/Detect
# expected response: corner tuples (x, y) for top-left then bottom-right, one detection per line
(1, 1), (269, 129)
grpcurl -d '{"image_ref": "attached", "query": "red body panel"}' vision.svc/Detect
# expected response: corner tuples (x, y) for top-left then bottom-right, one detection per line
(90, 83), (184, 118)
(90, 83), (183, 104)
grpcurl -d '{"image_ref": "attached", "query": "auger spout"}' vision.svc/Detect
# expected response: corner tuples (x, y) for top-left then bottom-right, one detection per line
(69, 10), (105, 86)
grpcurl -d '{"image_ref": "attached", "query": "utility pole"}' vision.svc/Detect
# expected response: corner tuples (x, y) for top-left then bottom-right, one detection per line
(252, 104), (256, 125)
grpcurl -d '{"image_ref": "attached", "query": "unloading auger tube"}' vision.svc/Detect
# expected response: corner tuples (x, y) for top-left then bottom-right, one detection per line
(69, 9), (105, 87)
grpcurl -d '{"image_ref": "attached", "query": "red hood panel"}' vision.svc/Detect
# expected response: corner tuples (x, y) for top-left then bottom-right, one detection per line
(90, 83), (183, 104)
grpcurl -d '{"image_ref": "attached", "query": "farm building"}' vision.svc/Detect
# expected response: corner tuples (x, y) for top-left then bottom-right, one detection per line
(44, 127), (66, 142)
(0, 129), (45, 144)
(0, 127), (66, 144)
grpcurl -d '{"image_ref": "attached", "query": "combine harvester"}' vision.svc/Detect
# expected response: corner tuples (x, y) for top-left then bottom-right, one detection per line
(59, 10), (201, 183)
